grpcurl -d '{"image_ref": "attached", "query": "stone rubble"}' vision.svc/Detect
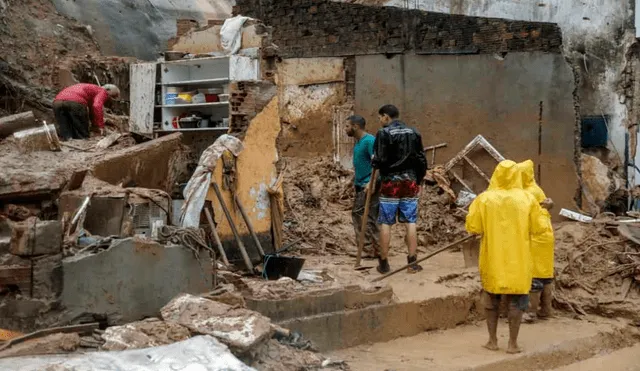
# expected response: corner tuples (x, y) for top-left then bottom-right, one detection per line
(160, 293), (273, 353)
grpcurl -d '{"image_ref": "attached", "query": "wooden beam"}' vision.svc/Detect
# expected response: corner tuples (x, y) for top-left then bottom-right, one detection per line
(463, 155), (490, 183)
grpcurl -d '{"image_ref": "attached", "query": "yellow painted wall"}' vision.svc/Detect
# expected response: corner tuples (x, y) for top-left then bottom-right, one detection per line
(207, 97), (280, 246)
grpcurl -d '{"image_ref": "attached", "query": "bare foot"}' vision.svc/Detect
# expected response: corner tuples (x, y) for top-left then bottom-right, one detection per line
(482, 342), (499, 351)
(506, 345), (522, 354)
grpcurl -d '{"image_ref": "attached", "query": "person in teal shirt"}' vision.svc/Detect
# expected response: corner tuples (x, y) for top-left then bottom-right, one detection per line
(346, 115), (379, 258)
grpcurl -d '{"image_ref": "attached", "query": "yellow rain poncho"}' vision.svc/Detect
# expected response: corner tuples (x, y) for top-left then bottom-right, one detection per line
(465, 160), (547, 294)
(518, 160), (555, 279)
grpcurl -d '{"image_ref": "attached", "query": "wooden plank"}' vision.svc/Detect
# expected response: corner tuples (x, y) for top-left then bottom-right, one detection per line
(463, 155), (490, 183)
(129, 63), (157, 134)
(332, 105), (354, 169)
(450, 170), (474, 193)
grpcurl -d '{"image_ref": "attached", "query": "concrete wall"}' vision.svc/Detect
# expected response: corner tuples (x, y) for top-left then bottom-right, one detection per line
(207, 97), (280, 265)
(277, 58), (347, 157)
(52, 0), (233, 61)
(351, 0), (636, 186)
(355, 52), (578, 211)
(61, 238), (212, 325)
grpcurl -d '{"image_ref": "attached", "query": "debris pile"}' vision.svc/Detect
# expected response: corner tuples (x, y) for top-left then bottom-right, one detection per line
(0, 0), (133, 120)
(554, 219), (640, 321)
(282, 156), (468, 254)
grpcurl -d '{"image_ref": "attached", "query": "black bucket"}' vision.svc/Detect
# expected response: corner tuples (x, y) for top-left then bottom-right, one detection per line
(262, 254), (306, 280)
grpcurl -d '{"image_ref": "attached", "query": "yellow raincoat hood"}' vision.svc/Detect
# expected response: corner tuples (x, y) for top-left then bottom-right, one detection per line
(466, 160), (547, 294)
(518, 160), (555, 279)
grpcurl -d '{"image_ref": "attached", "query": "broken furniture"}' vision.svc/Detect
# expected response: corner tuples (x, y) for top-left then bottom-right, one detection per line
(443, 135), (506, 195)
(59, 190), (170, 239)
(424, 142), (447, 165)
(129, 55), (259, 136)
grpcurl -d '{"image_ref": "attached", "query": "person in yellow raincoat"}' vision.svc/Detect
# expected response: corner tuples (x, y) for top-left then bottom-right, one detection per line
(466, 160), (547, 354)
(518, 160), (555, 322)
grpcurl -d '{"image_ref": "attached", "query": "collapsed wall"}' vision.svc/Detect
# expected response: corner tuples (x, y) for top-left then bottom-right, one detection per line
(234, 0), (580, 215)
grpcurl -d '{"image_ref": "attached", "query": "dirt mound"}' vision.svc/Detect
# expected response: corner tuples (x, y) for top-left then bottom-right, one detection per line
(554, 220), (640, 320)
(282, 156), (467, 255)
(0, 0), (133, 120)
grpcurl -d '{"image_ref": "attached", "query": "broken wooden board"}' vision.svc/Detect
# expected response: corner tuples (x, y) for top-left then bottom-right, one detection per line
(95, 133), (123, 150)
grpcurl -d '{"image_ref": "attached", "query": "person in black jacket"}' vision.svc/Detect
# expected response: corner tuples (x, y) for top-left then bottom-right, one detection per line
(371, 104), (428, 274)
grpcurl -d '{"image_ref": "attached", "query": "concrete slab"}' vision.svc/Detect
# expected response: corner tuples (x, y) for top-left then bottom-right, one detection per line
(101, 318), (191, 351)
(245, 285), (394, 322)
(332, 317), (637, 371)
(61, 238), (212, 325)
(91, 133), (183, 191)
(552, 344), (640, 371)
(160, 294), (273, 354)
(280, 288), (479, 352)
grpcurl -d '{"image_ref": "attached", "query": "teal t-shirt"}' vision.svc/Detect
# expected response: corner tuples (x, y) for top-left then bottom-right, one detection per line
(353, 133), (375, 187)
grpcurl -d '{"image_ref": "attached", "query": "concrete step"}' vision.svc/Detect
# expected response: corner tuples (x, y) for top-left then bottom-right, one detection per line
(330, 317), (639, 371)
(552, 344), (640, 371)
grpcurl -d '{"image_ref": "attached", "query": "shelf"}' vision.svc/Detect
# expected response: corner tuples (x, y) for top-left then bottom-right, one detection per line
(155, 127), (229, 133)
(157, 78), (229, 86)
(156, 102), (228, 108)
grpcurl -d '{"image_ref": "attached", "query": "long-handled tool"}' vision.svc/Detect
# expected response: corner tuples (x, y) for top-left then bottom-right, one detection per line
(212, 182), (253, 271)
(234, 195), (266, 258)
(355, 168), (378, 268)
(203, 205), (230, 266)
(371, 235), (477, 282)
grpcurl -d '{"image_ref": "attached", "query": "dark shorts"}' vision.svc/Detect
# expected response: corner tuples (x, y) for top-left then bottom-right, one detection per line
(53, 100), (90, 140)
(378, 179), (420, 225)
(530, 278), (554, 293)
(352, 187), (380, 252)
(483, 291), (529, 312)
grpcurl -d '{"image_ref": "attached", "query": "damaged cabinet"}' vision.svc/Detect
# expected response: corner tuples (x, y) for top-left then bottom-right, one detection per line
(129, 56), (260, 136)
(129, 63), (157, 135)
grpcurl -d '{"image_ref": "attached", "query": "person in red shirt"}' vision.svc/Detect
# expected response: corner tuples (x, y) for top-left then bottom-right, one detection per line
(53, 83), (120, 140)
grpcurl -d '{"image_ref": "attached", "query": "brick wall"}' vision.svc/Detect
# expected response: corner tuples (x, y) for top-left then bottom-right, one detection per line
(229, 81), (278, 138)
(233, 0), (562, 58)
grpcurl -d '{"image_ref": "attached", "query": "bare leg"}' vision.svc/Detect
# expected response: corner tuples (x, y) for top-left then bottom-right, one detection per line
(377, 224), (391, 273)
(379, 224), (391, 260)
(405, 223), (422, 273)
(507, 301), (524, 354)
(524, 291), (540, 323)
(484, 307), (499, 351)
(538, 283), (553, 319)
(405, 223), (417, 256)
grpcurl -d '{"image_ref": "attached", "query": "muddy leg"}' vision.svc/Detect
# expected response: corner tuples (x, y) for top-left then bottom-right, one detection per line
(523, 291), (540, 323)
(484, 308), (499, 351)
(538, 282), (553, 319)
(377, 224), (391, 273)
(507, 299), (524, 354)
(483, 292), (499, 351)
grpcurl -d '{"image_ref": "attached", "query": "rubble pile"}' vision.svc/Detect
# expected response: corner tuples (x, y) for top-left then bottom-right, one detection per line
(98, 293), (346, 371)
(282, 157), (467, 254)
(283, 157), (356, 255)
(0, 0), (133, 122)
(553, 219), (640, 321)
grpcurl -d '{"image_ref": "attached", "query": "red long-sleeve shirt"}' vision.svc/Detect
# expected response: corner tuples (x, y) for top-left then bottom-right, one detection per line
(55, 84), (109, 128)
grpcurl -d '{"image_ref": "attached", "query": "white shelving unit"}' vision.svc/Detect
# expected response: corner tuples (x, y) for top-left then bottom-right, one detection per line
(157, 57), (230, 132)
(129, 55), (260, 136)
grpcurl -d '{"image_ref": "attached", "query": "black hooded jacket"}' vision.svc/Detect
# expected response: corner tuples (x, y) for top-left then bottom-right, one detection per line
(371, 120), (428, 181)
